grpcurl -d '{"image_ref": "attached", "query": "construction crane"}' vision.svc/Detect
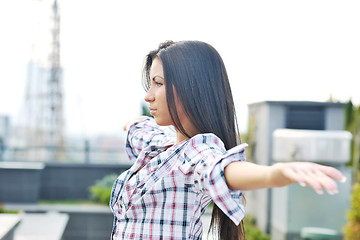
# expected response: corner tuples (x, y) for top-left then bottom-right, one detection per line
(19, 0), (65, 161)
(47, 0), (65, 160)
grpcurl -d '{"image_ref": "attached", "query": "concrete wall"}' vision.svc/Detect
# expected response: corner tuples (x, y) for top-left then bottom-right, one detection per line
(271, 165), (351, 240)
(325, 107), (345, 130)
(3, 204), (113, 240)
(40, 163), (130, 200)
(0, 214), (21, 240)
(246, 101), (348, 237)
(0, 162), (44, 203)
(246, 103), (269, 232)
(246, 103), (287, 233)
(0, 162), (131, 203)
(61, 207), (113, 240)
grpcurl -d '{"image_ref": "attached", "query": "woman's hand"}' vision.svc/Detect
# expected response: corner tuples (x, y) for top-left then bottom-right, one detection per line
(224, 161), (345, 195)
(123, 116), (151, 131)
(269, 162), (346, 195)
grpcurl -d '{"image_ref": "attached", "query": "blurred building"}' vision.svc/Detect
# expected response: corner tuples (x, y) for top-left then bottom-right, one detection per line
(15, 0), (64, 161)
(245, 101), (351, 240)
(0, 115), (10, 160)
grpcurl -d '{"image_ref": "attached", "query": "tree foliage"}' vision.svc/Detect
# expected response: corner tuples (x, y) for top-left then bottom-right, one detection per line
(343, 99), (360, 239)
(141, 102), (153, 118)
(89, 173), (118, 205)
(244, 215), (271, 240)
(345, 100), (354, 131)
(242, 116), (257, 162)
(344, 100), (360, 174)
(344, 180), (360, 240)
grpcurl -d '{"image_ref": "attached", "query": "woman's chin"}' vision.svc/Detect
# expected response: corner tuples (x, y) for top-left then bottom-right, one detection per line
(154, 118), (172, 127)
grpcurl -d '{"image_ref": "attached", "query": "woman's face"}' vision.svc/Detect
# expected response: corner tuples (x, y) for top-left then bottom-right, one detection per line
(144, 57), (173, 126)
(145, 57), (199, 138)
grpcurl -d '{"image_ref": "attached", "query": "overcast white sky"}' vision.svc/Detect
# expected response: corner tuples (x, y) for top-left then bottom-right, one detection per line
(0, 0), (359, 137)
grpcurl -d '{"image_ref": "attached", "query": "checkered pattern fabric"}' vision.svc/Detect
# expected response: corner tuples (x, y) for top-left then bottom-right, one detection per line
(110, 118), (247, 239)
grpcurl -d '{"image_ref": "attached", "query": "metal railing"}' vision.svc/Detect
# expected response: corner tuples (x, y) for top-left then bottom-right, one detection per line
(0, 145), (129, 164)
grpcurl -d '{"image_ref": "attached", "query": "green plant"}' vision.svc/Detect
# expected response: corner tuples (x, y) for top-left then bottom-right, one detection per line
(343, 180), (360, 240)
(242, 116), (257, 162)
(0, 207), (18, 214)
(142, 102), (153, 118)
(244, 215), (271, 240)
(345, 100), (360, 172)
(38, 200), (95, 205)
(89, 173), (118, 205)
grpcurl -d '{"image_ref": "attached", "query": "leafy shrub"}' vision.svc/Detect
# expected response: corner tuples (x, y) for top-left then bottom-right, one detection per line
(89, 173), (118, 205)
(0, 207), (18, 214)
(344, 180), (360, 240)
(244, 215), (271, 240)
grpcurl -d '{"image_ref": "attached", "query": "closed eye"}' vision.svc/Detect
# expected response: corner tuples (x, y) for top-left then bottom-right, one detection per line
(154, 81), (163, 87)
(152, 75), (164, 87)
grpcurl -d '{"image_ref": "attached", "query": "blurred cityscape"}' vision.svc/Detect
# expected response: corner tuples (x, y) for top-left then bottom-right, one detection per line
(0, 87), (128, 164)
(0, 112), (127, 164)
(0, 0), (128, 165)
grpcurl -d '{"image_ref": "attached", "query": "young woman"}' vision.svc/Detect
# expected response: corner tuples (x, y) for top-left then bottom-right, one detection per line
(110, 40), (345, 240)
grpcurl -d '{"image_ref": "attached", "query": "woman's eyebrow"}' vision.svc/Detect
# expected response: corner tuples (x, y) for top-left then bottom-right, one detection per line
(152, 75), (164, 81)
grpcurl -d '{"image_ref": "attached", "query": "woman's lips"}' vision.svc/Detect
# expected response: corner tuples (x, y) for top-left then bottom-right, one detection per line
(149, 108), (157, 115)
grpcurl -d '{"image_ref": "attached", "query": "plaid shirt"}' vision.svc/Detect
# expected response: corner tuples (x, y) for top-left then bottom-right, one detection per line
(110, 118), (247, 240)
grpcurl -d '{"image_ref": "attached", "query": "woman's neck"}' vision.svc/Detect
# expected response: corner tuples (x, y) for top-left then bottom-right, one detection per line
(175, 123), (200, 144)
(176, 130), (189, 144)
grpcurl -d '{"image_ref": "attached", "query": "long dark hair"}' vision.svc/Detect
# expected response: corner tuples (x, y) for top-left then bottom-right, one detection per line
(143, 40), (245, 240)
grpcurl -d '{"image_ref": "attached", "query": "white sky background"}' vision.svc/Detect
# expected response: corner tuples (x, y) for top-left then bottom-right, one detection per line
(0, 0), (359, 137)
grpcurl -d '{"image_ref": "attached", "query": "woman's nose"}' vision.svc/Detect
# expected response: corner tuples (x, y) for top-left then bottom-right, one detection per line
(144, 89), (155, 102)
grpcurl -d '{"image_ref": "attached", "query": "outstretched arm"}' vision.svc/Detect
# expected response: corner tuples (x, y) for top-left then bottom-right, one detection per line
(224, 161), (346, 195)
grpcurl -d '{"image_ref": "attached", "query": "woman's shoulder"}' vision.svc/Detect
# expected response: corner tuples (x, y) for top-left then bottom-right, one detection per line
(177, 133), (247, 175)
(181, 133), (226, 157)
(189, 133), (224, 146)
(181, 133), (247, 159)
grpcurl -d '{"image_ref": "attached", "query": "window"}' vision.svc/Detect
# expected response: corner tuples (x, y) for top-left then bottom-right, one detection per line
(286, 106), (325, 130)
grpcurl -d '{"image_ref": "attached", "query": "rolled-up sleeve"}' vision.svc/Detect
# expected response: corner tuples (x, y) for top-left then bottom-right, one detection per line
(182, 134), (247, 225)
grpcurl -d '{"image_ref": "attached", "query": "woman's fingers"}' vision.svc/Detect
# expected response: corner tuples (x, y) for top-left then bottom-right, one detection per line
(298, 168), (338, 195)
(318, 164), (346, 182)
(281, 162), (345, 195)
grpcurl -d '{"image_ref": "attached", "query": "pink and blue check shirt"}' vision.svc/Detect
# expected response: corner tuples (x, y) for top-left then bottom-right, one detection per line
(110, 118), (247, 239)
